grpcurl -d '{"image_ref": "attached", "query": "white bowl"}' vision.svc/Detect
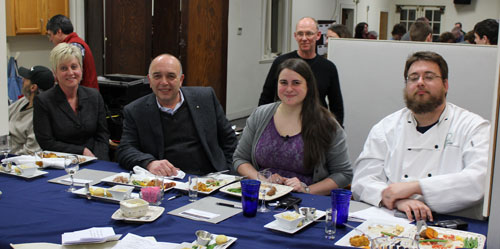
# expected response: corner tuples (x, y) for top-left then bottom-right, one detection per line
(108, 185), (135, 201)
(16, 164), (38, 176)
(119, 198), (149, 218)
(274, 211), (305, 230)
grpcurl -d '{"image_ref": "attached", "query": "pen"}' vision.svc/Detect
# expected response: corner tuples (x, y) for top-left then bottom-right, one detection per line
(216, 202), (242, 209)
(167, 194), (183, 201)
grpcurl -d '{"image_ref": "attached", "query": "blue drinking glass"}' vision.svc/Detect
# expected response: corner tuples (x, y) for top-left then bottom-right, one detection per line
(241, 179), (261, 217)
(331, 189), (352, 227)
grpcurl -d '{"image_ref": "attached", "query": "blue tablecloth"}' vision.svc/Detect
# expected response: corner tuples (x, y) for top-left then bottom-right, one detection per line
(0, 160), (488, 248)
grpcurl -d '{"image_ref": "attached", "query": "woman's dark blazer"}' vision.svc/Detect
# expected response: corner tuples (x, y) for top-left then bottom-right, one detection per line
(33, 84), (110, 160)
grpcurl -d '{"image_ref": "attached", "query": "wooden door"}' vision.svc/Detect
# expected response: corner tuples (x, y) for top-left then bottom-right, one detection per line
(104, 0), (152, 75)
(14, 0), (43, 34)
(379, 11), (388, 40)
(182, 0), (229, 109)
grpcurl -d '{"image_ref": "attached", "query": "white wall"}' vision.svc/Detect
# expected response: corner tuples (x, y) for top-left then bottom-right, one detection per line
(0, 0), (10, 136)
(226, 0), (272, 120)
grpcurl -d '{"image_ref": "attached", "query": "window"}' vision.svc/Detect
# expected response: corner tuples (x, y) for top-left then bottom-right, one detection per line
(262, 0), (291, 60)
(397, 5), (444, 41)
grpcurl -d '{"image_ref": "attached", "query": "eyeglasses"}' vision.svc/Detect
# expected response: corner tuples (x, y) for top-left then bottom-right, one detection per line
(296, 31), (317, 38)
(406, 73), (442, 84)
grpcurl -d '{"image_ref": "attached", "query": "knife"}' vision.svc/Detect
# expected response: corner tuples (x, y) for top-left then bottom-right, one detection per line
(167, 194), (183, 201)
(85, 183), (92, 200)
(216, 202), (242, 209)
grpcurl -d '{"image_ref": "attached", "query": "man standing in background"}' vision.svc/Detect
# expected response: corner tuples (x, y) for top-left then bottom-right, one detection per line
(46, 14), (99, 90)
(258, 17), (344, 126)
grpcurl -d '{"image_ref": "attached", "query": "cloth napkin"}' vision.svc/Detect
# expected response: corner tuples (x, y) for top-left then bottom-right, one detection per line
(2, 155), (66, 169)
(133, 166), (186, 179)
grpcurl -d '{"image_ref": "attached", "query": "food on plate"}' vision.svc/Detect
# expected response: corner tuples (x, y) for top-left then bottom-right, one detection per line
(418, 231), (480, 249)
(349, 234), (370, 247)
(89, 187), (110, 197)
(42, 152), (86, 163)
(215, 234), (228, 245)
(368, 224), (405, 237)
(227, 187), (242, 193)
(206, 178), (222, 187)
(267, 186), (277, 196)
(113, 175), (129, 183)
(43, 152), (59, 158)
(420, 227), (438, 239)
(35, 161), (43, 167)
(197, 182), (213, 192)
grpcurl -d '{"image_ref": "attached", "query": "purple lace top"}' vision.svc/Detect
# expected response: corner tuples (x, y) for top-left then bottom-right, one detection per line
(255, 117), (313, 185)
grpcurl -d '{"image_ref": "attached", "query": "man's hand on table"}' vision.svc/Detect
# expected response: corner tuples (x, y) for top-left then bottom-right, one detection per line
(395, 198), (433, 221)
(147, 160), (179, 176)
(381, 181), (422, 209)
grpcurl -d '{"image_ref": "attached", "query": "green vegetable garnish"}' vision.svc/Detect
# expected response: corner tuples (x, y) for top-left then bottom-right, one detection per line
(227, 187), (242, 193)
(206, 244), (216, 249)
(381, 231), (398, 237)
(419, 239), (448, 243)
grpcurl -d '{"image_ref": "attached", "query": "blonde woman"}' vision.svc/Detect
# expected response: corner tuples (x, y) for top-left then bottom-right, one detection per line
(34, 43), (109, 160)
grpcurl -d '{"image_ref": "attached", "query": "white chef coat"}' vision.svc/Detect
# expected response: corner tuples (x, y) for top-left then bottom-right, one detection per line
(352, 103), (490, 214)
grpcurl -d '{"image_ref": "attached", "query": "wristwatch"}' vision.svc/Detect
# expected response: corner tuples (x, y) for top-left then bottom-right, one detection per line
(301, 182), (310, 193)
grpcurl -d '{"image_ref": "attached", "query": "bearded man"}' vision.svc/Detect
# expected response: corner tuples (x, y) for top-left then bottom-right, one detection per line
(9, 66), (54, 154)
(352, 51), (490, 220)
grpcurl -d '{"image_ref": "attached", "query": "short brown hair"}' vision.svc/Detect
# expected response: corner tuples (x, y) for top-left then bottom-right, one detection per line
(409, 22), (432, 41)
(404, 51), (448, 80)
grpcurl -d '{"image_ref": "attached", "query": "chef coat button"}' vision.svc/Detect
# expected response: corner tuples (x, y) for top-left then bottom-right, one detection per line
(404, 174), (408, 178)
(407, 121), (411, 123)
(435, 145), (438, 149)
(428, 173), (432, 177)
(407, 148), (411, 151)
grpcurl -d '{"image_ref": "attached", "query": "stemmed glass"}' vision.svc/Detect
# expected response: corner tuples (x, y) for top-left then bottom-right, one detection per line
(257, 169), (272, 213)
(0, 135), (11, 172)
(64, 155), (80, 192)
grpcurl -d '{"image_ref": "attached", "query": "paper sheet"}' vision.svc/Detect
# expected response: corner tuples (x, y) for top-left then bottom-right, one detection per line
(111, 233), (177, 249)
(349, 206), (411, 224)
(62, 227), (121, 245)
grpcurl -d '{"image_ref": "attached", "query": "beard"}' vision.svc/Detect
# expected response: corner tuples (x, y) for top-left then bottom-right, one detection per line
(404, 87), (446, 114)
(21, 84), (31, 98)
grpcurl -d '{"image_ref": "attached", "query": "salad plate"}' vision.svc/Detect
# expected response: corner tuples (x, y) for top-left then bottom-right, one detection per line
(101, 172), (179, 191)
(112, 206), (164, 223)
(219, 182), (293, 201)
(72, 186), (139, 204)
(264, 210), (326, 234)
(174, 174), (237, 194)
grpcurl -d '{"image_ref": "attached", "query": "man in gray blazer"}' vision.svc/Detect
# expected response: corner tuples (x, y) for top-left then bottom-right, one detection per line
(116, 54), (237, 176)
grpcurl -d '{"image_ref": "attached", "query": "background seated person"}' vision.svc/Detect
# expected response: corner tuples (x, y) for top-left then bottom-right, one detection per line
(33, 43), (109, 160)
(116, 54), (237, 176)
(9, 65), (54, 155)
(352, 51), (490, 221)
(234, 58), (353, 195)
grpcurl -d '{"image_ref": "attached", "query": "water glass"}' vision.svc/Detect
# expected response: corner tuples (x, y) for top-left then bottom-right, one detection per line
(325, 208), (337, 240)
(240, 179), (261, 217)
(140, 186), (162, 205)
(188, 176), (198, 202)
(64, 155), (80, 192)
(331, 189), (352, 227)
(0, 135), (11, 172)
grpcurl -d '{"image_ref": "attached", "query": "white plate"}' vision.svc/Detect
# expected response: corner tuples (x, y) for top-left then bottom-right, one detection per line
(72, 186), (139, 203)
(112, 206), (164, 223)
(418, 226), (485, 249)
(264, 210), (326, 234)
(0, 166), (48, 179)
(219, 182), (294, 201)
(335, 219), (417, 247)
(101, 172), (180, 191)
(174, 174), (237, 194)
(189, 234), (237, 249)
(42, 151), (97, 165)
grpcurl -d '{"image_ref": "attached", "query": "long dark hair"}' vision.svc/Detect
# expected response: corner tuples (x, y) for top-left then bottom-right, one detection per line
(354, 22), (368, 38)
(276, 58), (338, 169)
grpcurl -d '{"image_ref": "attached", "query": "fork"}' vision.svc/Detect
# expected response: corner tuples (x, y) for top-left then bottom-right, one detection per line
(415, 219), (427, 241)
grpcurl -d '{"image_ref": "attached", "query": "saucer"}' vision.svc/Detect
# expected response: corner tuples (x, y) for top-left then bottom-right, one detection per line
(112, 206), (164, 223)
(264, 210), (325, 234)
